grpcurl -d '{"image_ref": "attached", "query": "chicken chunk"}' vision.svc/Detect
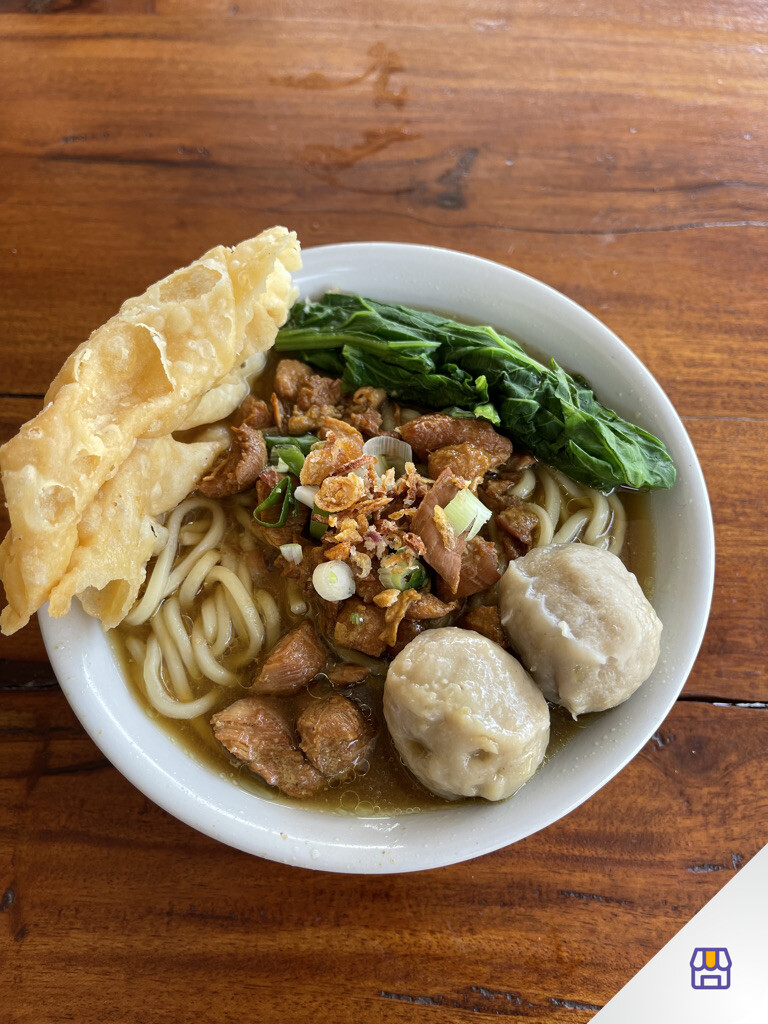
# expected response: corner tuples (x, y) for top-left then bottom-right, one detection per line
(325, 663), (371, 686)
(404, 592), (459, 620)
(334, 598), (388, 657)
(399, 413), (513, 463)
(496, 502), (539, 558)
(436, 536), (502, 601)
(211, 696), (326, 799)
(427, 443), (494, 485)
(198, 425), (268, 498)
(455, 536), (502, 598)
(297, 693), (376, 778)
(295, 374), (343, 411)
(410, 469), (467, 594)
(345, 386), (386, 437)
(234, 395), (274, 430)
(274, 359), (313, 402)
(456, 605), (509, 649)
(252, 622), (328, 695)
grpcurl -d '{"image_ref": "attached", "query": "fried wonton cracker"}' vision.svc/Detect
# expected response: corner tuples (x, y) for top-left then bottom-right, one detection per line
(0, 227), (301, 634)
(48, 430), (230, 628)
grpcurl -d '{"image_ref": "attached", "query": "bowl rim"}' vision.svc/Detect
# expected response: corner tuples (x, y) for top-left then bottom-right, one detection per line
(39, 240), (715, 874)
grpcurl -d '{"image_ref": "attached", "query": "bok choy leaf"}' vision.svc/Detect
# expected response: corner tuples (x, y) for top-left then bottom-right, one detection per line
(276, 293), (676, 491)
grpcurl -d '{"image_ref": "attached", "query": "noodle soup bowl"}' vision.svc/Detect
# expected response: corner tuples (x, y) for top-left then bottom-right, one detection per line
(40, 242), (714, 873)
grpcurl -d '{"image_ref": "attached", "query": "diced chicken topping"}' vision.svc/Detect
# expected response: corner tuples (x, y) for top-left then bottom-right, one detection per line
(211, 696), (326, 799)
(456, 605), (509, 649)
(252, 621), (327, 695)
(496, 501), (539, 558)
(399, 413), (513, 463)
(296, 374), (343, 412)
(410, 469), (468, 594)
(457, 536), (503, 598)
(325, 663), (371, 686)
(198, 425), (268, 498)
(297, 693), (376, 778)
(427, 442), (495, 485)
(344, 386), (386, 437)
(235, 394), (274, 430)
(273, 359), (313, 402)
(334, 598), (388, 657)
(404, 592), (459, 620)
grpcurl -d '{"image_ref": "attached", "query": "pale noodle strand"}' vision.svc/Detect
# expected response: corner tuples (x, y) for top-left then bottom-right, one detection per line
(222, 587), (252, 654)
(165, 502), (226, 596)
(124, 518), (185, 626)
(236, 558), (253, 593)
(151, 609), (194, 700)
(233, 502), (265, 541)
(547, 466), (587, 500)
(125, 497), (225, 625)
(179, 550), (221, 612)
(523, 463), (626, 556)
(538, 468), (562, 528)
(143, 635), (221, 719)
(205, 565), (265, 668)
(200, 596), (218, 647)
(160, 595), (200, 681)
(553, 510), (591, 544)
(212, 586), (234, 657)
(191, 618), (239, 686)
(583, 492), (611, 546)
(527, 503), (555, 546)
(511, 468), (536, 500)
(607, 493), (627, 556)
(124, 635), (146, 666)
(254, 589), (282, 650)
(179, 524), (208, 546)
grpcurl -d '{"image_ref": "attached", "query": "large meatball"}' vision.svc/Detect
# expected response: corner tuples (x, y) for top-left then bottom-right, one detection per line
(499, 544), (662, 718)
(383, 628), (550, 801)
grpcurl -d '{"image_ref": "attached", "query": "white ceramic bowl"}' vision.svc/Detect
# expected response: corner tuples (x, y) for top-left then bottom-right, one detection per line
(40, 242), (714, 873)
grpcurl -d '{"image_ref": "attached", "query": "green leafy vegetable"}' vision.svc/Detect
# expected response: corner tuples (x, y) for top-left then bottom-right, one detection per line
(252, 477), (298, 528)
(276, 294), (676, 491)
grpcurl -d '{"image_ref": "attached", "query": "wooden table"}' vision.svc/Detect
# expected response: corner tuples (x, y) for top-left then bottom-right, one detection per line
(1, 2), (766, 1021)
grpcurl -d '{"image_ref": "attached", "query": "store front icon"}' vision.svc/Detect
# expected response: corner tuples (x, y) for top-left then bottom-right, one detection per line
(690, 948), (732, 990)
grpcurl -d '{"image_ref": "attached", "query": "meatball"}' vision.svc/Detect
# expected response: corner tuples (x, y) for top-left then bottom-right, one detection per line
(383, 628), (550, 801)
(498, 543), (662, 718)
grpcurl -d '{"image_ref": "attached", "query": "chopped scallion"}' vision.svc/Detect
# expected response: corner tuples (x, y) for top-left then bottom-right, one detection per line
(264, 433), (319, 455)
(441, 489), (492, 540)
(377, 553), (428, 591)
(252, 477), (297, 528)
(279, 543), (303, 564)
(309, 503), (330, 540)
(312, 560), (356, 601)
(271, 444), (305, 476)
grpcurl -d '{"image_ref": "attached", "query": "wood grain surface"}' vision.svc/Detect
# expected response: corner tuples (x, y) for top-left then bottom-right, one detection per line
(1, 2), (766, 1021)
